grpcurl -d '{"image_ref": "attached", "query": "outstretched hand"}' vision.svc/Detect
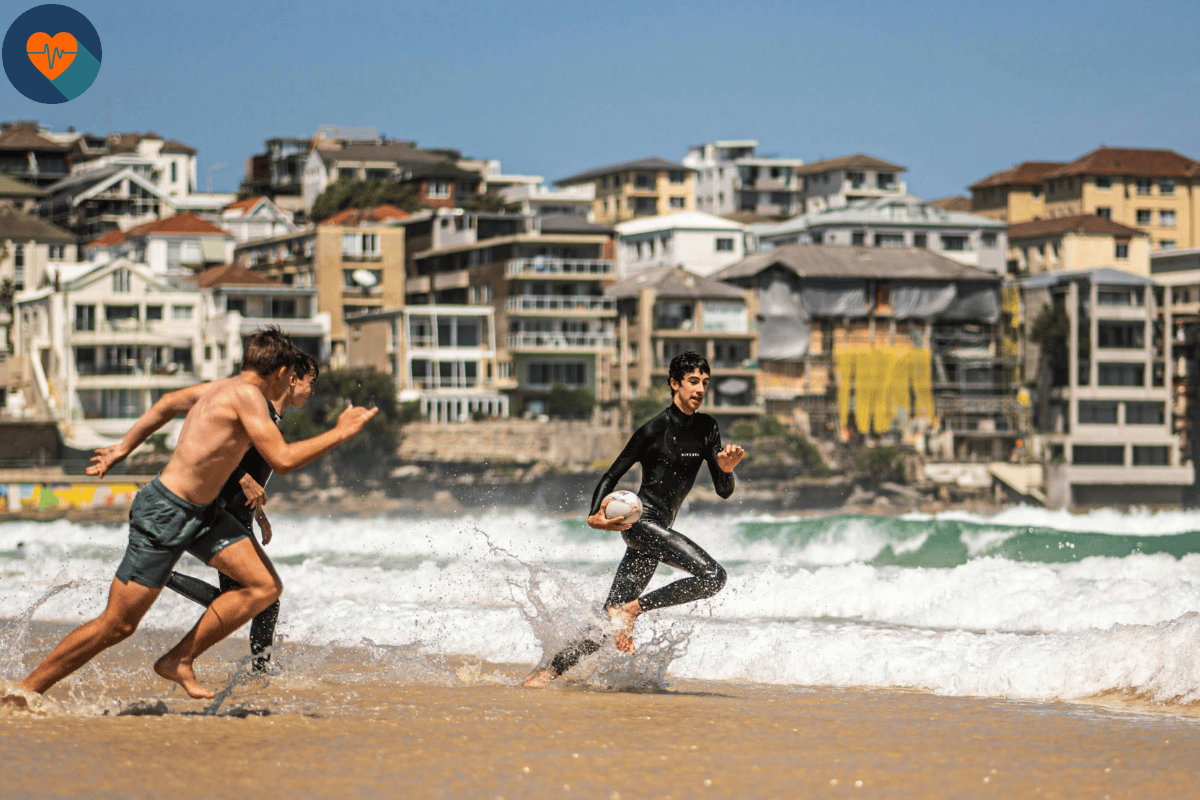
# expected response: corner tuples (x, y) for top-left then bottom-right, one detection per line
(335, 404), (379, 439)
(717, 444), (745, 473)
(86, 443), (131, 478)
(587, 495), (633, 532)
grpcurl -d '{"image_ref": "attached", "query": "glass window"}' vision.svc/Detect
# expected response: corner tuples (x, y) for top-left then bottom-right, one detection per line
(913, 233), (927, 248)
(146, 305), (163, 321)
(112, 268), (131, 292)
(1078, 401), (1118, 425)
(940, 235), (969, 251)
(1097, 321), (1144, 348)
(1159, 179), (1175, 196)
(74, 304), (96, 332)
(1160, 210), (1176, 227)
(172, 305), (194, 320)
(1095, 207), (1111, 219)
(1132, 446), (1169, 466)
(1136, 178), (1152, 195)
(1072, 445), (1125, 465)
(715, 238), (734, 252)
(1097, 362), (1144, 386)
(1125, 402), (1164, 425)
(1115, 242), (1129, 259)
(1095, 175), (1112, 189)
(982, 232), (998, 247)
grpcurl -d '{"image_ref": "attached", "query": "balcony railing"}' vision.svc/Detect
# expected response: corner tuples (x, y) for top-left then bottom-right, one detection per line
(505, 257), (613, 278)
(507, 295), (614, 313)
(508, 332), (614, 350)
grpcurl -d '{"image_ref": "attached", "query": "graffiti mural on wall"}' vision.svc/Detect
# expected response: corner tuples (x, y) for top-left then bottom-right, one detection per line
(2, 482), (143, 512)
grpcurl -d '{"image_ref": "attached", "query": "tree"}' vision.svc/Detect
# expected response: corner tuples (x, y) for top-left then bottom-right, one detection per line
(461, 188), (520, 214)
(279, 368), (401, 486)
(309, 179), (422, 223)
(546, 382), (595, 420)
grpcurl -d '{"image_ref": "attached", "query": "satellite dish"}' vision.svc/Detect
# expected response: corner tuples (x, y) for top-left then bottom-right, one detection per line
(352, 269), (378, 287)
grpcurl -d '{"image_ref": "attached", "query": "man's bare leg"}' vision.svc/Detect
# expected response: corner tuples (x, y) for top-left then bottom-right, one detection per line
(523, 667), (555, 688)
(20, 578), (160, 695)
(609, 599), (642, 654)
(153, 537), (282, 699)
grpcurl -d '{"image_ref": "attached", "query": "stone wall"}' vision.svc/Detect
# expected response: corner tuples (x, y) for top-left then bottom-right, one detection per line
(398, 420), (627, 466)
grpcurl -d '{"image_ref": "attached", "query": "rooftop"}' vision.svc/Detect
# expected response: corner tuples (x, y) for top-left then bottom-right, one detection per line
(715, 244), (1000, 283)
(616, 210), (746, 235)
(1046, 147), (1200, 180)
(556, 157), (695, 186)
(607, 266), (745, 300)
(0, 204), (75, 242)
(754, 194), (1004, 237)
(1020, 267), (1157, 289)
(0, 124), (68, 152)
(968, 161), (1064, 190)
(0, 172), (47, 198)
(319, 205), (411, 226)
(193, 263), (279, 288)
(1007, 215), (1146, 240)
(793, 154), (905, 177)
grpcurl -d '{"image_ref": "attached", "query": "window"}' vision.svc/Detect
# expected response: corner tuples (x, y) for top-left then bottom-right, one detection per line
(1078, 401), (1118, 425)
(204, 345), (212, 361)
(847, 170), (865, 188)
(48, 244), (66, 260)
(74, 304), (96, 332)
(715, 237), (734, 252)
(1159, 179), (1175, 196)
(851, 232), (865, 246)
(1126, 402), (1164, 425)
(226, 297), (245, 315)
(876, 172), (895, 189)
(171, 162), (178, 183)
(1133, 446), (1169, 466)
(427, 181), (450, 198)
(1136, 178), (1152, 195)
(1160, 240), (1176, 251)
(1072, 445), (1125, 466)
(1160, 210), (1176, 227)
(913, 233), (927, 248)
(112, 268), (131, 292)
(1136, 209), (1152, 224)
(271, 299), (296, 318)
(668, 170), (686, 184)
(634, 172), (655, 189)
(1095, 207), (1111, 219)
(342, 233), (379, 259)
(874, 233), (904, 247)
(633, 197), (657, 215)
(1098, 288), (1141, 306)
(1095, 175), (1111, 189)
(982, 232), (998, 247)
(1098, 362), (1144, 386)
(940, 235), (969, 251)
(146, 305), (163, 321)
(1098, 321), (1144, 348)
(668, 196), (686, 209)
(172, 305), (194, 320)
(1115, 241), (1129, 259)
(527, 361), (587, 387)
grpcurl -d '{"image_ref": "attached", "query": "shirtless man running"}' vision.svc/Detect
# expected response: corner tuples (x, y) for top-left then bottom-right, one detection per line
(15, 328), (376, 700)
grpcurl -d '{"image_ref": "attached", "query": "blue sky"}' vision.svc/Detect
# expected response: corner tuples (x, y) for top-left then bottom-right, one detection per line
(4, 0), (1200, 198)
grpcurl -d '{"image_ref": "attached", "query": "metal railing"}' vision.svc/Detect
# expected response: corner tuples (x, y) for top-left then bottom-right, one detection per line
(507, 332), (614, 349)
(507, 295), (613, 313)
(505, 258), (613, 278)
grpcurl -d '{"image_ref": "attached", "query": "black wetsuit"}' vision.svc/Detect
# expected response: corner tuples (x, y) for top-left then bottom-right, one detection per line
(547, 403), (735, 676)
(165, 398), (281, 670)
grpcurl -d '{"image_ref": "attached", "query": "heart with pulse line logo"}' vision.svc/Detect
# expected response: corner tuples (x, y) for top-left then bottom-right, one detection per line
(26, 31), (76, 80)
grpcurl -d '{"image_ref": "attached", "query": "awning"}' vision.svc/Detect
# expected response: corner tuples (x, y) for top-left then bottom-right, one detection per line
(200, 238), (227, 263)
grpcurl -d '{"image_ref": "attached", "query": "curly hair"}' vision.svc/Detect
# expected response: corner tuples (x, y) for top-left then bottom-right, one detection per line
(668, 351), (710, 392)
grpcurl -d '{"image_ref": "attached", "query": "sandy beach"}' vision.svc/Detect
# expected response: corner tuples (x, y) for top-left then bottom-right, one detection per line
(3, 622), (1199, 800)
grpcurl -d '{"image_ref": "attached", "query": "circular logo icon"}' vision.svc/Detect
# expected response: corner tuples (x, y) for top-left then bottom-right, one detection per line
(3, 5), (102, 104)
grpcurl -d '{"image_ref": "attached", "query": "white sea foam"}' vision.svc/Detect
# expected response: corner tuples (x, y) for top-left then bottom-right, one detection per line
(3, 510), (1200, 704)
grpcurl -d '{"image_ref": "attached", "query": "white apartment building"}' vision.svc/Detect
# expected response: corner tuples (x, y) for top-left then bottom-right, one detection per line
(615, 211), (749, 278)
(753, 194), (1008, 274)
(1020, 268), (1189, 508)
(684, 140), (806, 218)
(84, 213), (236, 275)
(500, 182), (595, 219)
(216, 196), (299, 243)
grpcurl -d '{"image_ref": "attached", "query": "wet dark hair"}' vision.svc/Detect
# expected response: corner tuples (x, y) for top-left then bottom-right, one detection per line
(293, 351), (319, 382)
(241, 326), (297, 377)
(668, 351), (710, 392)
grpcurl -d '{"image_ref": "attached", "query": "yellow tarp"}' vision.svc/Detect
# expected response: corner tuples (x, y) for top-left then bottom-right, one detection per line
(835, 346), (935, 434)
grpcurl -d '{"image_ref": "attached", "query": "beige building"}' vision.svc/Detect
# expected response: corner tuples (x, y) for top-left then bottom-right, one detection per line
(556, 157), (696, 225)
(968, 161), (1063, 223)
(234, 205), (409, 364)
(794, 154), (906, 213)
(1007, 215), (1149, 277)
(607, 266), (760, 417)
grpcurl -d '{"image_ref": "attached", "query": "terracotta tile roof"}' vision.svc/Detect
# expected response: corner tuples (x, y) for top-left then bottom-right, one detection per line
(85, 229), (128, 248)
(1007, 215), (1146, 240)
(193, 263), (279, 288)
(929, 195), (972, 212)
(126, 212), (232, 237)
(0, 124), (68, 151)
(792, 154), (906, 177)
(224, 196), (266, 215)
(319, 205), (410, 226)
(1046, 147), (1200, 180)
(968, 161), (1064, 190)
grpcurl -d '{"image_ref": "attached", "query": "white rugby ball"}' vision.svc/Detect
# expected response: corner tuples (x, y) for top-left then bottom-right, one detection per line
(603, 490), (643, 524)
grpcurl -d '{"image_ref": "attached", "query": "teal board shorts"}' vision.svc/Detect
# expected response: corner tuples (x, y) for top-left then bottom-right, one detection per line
(115, 477), (250, 589)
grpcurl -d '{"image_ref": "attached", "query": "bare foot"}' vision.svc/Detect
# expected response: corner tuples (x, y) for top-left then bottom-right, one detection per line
(608, 601), (641, 654)
(154, 655), (215, 699)
(522, 668), (555, 689)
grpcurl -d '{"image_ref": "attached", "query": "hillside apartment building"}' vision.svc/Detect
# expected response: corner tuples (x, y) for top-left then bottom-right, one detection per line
(555, 157), (696, 225)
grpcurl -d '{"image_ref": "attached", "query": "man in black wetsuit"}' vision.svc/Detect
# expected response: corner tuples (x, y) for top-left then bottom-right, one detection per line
(164, 352), (318, 671)
(524, 351), (745, 688)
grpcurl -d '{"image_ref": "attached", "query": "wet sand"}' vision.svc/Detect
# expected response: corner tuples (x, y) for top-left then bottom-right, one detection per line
(2, 622), (1199, 799)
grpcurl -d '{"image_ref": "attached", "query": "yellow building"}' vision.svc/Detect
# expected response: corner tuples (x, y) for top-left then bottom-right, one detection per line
(1006, 216), (1150, 277)
(969, 161), (1063, 223)
(1040, 147), (1200, 252)
(234, 205), (409, 365)
(556, 157), (696, 225)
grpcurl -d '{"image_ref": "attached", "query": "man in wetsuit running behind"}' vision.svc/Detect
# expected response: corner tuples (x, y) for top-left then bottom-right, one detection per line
(525, 351), (745, 688)
(91, 352), (320, 671)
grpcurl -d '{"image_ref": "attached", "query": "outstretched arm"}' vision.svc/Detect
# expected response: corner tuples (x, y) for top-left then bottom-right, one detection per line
(237, 387), (377, 474)
(87, 382), (212, 477)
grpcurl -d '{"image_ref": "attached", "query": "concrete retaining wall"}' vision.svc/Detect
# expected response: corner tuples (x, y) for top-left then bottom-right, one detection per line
(399, 420), (627, 467)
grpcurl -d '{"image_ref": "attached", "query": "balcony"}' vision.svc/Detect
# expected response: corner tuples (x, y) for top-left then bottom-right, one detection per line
(508, 332), (614, 351)
(505, 258), (613, 279)
(507, 295), (614, 315)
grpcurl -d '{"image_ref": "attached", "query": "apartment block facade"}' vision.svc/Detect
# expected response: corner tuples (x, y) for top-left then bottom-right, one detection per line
(684, 140), (806, 218)
(794, 154), (907, 213)
(556, 157), (696, 225)
(1006, 216), (1149, 277)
